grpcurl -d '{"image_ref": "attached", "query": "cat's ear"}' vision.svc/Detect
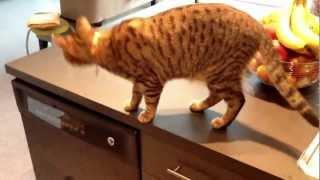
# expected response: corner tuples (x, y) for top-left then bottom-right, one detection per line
(76, 16), (94, 45)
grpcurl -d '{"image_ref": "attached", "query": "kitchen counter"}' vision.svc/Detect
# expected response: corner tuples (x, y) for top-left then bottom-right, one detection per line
(6, 45), (318, 179)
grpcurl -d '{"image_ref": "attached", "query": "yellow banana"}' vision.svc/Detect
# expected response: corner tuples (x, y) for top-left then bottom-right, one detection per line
(276, 9), (306, 50)
(306, 10), (320, 35)
(291, 4), (320, 47)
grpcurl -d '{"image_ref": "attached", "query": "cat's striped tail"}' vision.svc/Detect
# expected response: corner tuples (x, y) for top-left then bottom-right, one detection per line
(257, 34), (319, 127)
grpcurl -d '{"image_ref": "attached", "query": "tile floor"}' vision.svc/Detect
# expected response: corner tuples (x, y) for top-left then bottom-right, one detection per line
(0, 0), (157, 179)
(0, 0), (59, 179)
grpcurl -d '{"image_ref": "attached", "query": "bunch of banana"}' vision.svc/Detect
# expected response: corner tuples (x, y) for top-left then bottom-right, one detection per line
(274, 0), (319, 53)
(291, 0), (319, 47)
(306, 9), (320, 34)
(276, 8), (306, 50)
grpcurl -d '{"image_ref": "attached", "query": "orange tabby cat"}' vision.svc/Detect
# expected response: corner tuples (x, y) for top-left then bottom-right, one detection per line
(53, 4), (318, 129)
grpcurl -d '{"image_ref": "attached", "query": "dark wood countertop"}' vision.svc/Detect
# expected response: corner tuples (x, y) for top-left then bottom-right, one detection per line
(6, 47), (318, 179)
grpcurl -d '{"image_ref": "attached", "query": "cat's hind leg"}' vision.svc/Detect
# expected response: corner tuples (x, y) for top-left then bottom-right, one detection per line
(190, 86), (222, 113)
(211, 89), (245, 129)
(124, 82), (144, 112)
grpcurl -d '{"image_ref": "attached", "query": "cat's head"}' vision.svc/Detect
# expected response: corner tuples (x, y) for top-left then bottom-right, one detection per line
(53, 16), (100, 65)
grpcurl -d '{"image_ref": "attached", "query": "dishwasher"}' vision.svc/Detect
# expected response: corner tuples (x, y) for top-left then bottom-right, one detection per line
(12, 80), (140, 180)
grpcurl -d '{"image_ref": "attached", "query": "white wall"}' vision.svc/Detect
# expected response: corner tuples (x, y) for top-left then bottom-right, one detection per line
(153, 0), (291, 20)
(198, 0), (290, 20)
(103, 0), (291, 28)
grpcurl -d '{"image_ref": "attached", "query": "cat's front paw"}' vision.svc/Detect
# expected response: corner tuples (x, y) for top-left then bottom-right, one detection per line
(190, 101), (205, 113)
(138, 111), (154, 124)
(124, 100), (138, 112)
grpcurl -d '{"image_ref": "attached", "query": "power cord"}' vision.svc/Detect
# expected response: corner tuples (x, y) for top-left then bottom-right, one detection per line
(25, 29), (32, 55)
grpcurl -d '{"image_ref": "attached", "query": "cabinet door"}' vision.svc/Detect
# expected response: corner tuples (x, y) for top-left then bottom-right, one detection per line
(142, 171), (158, 180)
(13, 80), (140, 180)
(23, 113), (140, 180)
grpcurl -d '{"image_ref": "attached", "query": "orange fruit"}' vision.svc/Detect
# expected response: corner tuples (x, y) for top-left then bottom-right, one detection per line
(287, 75), (297, 86)
(249, 58), (258, 71)
(256, 65), (269, 83)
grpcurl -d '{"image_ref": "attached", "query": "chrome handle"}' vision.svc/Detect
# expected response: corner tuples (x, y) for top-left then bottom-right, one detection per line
(107, 136), (115, 146)
(166, 166), (191, 180)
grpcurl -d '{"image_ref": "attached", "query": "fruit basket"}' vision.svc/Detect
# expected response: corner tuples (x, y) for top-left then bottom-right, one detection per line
(251, 0), (319, 88)
(249, 54), (319, 88)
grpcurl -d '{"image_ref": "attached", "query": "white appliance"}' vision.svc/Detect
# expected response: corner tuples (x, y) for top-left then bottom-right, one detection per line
(60, 0), (154, 24)
(297, 133), (319, 179)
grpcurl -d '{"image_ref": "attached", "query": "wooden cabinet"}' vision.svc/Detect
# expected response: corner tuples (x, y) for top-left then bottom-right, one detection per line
(141, 134), (245, 180)
(11, 79), (284, 180)
(13, 81), (140, 180)
(142, 171), (158, 180)
(8, 71), (315, 179)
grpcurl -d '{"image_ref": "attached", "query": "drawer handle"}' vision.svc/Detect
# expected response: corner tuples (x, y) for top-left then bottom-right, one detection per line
(166, 166), (191, 180)
(107, 136), (115, 146)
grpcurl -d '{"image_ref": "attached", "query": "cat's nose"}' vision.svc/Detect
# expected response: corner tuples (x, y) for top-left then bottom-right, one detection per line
(51, 34), (65, 48)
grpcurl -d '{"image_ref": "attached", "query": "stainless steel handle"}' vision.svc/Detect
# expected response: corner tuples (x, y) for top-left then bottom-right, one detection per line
(166, 166), (191, 180)
(107, 136), (115, 146)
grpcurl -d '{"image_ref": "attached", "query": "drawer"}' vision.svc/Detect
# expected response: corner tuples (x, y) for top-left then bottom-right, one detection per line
(13, 80), (139, 165)
(12, 80), (140, 179)
(22, 112), (141, 180)
(142, 171), (158, 180)
(142, 134), (245, 180)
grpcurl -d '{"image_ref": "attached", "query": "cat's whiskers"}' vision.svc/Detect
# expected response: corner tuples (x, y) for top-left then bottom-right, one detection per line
(91, 31), (101, 55)
(95, 65), (99, 77)
(92, 31), (101, 46)
(91, 31), (102, 77)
